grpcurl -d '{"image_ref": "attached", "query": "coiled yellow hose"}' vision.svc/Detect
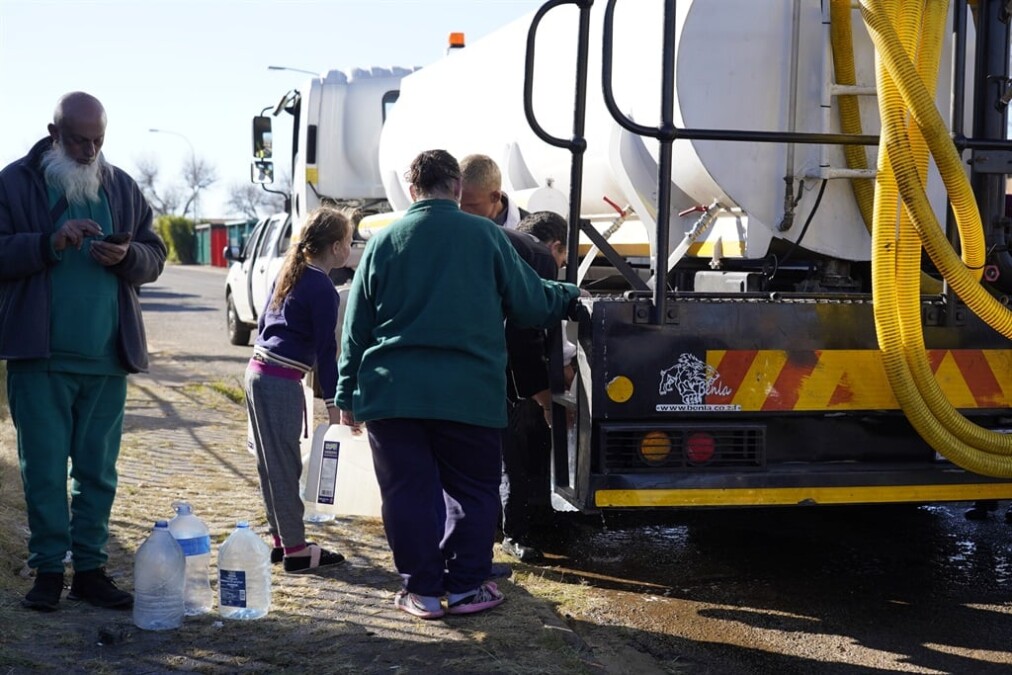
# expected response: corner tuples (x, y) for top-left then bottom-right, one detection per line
(831, 0), (943, 293)
(861, 0), (1012, 476)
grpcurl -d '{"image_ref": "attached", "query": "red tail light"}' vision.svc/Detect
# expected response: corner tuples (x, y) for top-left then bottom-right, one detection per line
(686, 432), (715, 464)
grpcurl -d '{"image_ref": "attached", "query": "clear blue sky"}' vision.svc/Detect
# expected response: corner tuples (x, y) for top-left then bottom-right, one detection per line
(1, 0), (544, 218)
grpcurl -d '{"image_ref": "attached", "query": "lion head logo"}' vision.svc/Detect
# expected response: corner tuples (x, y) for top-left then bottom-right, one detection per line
(659, 353), (730, 405)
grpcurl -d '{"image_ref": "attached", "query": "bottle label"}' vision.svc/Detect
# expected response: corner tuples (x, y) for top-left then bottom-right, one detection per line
(176, 535), (211, 557)
(317, 440), (340, 505)
(219, 570), (247, 607)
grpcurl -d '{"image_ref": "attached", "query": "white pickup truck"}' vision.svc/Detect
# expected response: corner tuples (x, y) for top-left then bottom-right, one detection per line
(223, 211), (360, 346)
(223, 212), (290, 345)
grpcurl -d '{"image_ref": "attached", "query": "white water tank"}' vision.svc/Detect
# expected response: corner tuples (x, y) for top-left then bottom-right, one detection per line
(293, 67), (415, 230)
(378, 0), (971, 262)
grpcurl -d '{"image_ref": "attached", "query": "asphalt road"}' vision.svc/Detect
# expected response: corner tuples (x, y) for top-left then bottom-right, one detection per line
(141, 263), (251, 386)
(140, 264), (1012, 674)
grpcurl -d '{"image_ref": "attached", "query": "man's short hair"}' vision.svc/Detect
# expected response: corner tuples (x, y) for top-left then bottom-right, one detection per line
(459, 154), (502, 192)
(54, 91), (105, 128)
(517, 211), (568, 247)
(405, 149), (460, 195)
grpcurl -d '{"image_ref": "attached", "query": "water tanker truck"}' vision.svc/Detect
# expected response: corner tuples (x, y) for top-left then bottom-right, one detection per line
(255, 0), (1012, 513)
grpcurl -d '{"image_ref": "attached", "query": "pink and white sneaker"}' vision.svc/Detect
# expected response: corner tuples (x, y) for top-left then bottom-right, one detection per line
(395, 590), (445, 619)
(446, 582), (505, 615)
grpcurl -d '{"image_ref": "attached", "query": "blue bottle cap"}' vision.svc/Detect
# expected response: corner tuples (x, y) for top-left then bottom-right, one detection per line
(237, 521), (249, 529)
(155, 520), (168, 528)
(173, 501), (192, 515)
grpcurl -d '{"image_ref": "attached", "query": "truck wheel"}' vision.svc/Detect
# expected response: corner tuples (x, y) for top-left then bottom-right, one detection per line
(227, 294), (251, 346)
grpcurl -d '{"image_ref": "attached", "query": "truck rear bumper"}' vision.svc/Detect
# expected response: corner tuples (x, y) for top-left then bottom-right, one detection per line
(589, 463), (1012, 507)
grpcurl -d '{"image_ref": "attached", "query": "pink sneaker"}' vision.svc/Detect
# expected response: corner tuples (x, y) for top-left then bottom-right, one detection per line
(395, 591), (445, 619)
(446, 582), (505, 615)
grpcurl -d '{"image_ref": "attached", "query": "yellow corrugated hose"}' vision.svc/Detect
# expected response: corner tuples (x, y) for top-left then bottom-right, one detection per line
(862, 0), (1012, 476)
(863, 1), (987, 282)
(830, 0), (942, 293)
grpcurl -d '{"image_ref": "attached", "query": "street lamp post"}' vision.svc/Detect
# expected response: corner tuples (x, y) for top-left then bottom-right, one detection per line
(268, 65), (320, 76)
(148, 128), (199, 228)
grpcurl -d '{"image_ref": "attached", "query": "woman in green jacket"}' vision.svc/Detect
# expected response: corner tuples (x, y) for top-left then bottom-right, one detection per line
(336, 149), (579, 619)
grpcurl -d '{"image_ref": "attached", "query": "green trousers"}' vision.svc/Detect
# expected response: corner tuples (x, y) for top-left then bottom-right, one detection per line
(6, 370), (126, 573)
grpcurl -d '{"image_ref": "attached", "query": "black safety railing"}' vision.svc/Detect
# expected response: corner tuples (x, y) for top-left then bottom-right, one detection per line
(524, 0), (594, 288)
(524, 0), (595, 491)
(532, 0), (1012, 324)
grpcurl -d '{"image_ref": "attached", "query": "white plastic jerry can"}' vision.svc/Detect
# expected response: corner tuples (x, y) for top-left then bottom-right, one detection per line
(302, 424), (339, 522)
(302, 423), (382, 520)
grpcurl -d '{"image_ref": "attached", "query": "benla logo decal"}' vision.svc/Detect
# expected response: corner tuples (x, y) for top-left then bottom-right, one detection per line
(657, 353), (738, 412)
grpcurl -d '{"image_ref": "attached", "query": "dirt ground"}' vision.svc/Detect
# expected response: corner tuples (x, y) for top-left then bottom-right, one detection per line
(0, 362), (673, 675)
(12, 296), (1012, 673)
(10, 262), (1012, 673)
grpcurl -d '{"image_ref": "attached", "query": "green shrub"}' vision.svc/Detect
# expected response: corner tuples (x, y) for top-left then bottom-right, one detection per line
(155, 215), (196, 264)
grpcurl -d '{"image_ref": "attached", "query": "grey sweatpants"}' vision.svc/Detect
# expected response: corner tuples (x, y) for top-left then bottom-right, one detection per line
(244, 365), (306, 548)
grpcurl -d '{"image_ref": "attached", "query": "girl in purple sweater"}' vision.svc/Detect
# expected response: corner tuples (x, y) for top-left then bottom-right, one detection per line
(245, 207), (352, 573)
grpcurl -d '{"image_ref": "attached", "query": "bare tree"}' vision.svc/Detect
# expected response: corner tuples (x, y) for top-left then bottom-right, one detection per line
(226, 169), (289, 219)
(227, 183), (266, 219)
(180, 156), (218, 221)
(133, 155), (182, 216)
(132, 153), (217, 220)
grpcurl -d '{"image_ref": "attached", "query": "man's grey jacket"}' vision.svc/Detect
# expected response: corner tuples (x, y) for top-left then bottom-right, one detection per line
(0, 137), (167, 373)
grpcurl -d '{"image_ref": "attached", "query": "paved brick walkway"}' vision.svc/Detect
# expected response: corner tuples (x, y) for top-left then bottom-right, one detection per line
(30, 356), (596, 673)
(117, 360), (262, 529)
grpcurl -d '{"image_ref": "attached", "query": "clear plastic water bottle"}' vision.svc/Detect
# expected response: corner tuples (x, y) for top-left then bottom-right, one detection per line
(168, 501), (214, 615)
(133, 521), (185, 631)
(217, 521), (271, 620)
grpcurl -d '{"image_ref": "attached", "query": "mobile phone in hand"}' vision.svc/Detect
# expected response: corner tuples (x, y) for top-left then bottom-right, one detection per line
(102, 232), (132, 245)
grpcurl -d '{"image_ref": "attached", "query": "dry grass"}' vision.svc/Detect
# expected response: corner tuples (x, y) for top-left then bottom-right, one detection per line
(0, 360), (29, 595)
(0, 371), (595, 673)
(202, 380), (246, 406)
(514, 568), (610, 619)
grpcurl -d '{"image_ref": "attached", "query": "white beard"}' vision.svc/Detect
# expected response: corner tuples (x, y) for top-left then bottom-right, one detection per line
(41, 144), (104, 205)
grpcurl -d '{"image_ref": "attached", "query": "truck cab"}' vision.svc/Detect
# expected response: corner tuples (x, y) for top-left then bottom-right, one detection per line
(223, 212), (291, 345)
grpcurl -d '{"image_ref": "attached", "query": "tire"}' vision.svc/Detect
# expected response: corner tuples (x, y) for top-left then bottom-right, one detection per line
(227, 294), (252, 346)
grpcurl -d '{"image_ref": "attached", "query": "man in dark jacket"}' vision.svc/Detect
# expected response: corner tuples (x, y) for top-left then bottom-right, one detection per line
(0, 91), (167, 612)
(459, 153), (527, 230)
(500, 213), (569, 563)
(459, 156), (571, 564)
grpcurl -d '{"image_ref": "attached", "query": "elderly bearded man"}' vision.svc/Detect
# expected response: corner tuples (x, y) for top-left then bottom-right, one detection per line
(0, 91), (167, 612)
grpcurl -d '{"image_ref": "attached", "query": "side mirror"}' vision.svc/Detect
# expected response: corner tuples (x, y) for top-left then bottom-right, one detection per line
(252, 115), (273, 159)
(224, 245), (243, 263)
(251, 160), (274, 185)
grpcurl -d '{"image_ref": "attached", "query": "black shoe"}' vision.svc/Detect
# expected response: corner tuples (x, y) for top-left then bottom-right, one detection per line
(22, 572), (65, 612)
(283, 544), (345, 574)
(68, 568), (133, 609)
(488, 562), (513, 581)
(501, 537), (543, 563)
(273, 540), (321, 564)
